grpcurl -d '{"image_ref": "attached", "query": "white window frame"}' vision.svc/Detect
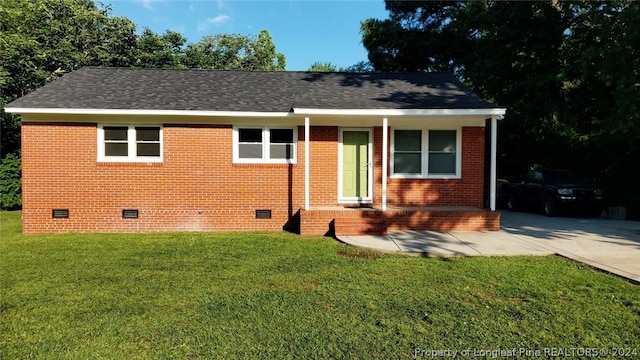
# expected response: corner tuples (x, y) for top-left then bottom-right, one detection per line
(390, 127), (461, 179)
(97, 125), (163, 163)
(232, 126), (297, 164)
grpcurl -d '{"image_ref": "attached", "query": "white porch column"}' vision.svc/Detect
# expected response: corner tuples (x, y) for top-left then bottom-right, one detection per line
(382, 117), (388, 211)
(490, 115), (498, 211)
(304, 116), (310, 211)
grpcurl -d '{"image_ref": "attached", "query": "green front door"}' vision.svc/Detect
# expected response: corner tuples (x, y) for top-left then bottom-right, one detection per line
(342, 131), (369, 199)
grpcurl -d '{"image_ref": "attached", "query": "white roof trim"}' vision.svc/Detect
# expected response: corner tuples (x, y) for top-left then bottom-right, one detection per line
(293, 108), (507, 116)
(5, 107), (507, 117)
(3, 107), (293, 117)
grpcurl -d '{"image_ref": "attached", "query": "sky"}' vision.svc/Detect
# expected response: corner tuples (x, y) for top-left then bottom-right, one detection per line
(105, 0), (390, 71)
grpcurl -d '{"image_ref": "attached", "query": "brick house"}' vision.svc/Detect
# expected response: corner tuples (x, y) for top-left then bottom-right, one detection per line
(5, 67), (505, 235)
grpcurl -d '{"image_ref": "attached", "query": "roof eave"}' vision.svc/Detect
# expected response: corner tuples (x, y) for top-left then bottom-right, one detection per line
(5, 107), (507, 118)
(3, 107), (293, 118)
(292, 108), (507, 116)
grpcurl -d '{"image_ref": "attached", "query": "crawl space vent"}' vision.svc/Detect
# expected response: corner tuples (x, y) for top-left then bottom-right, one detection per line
(255, 210), (272, 219)
(52, 209), (69, 218)
(122, 209), (139, 219)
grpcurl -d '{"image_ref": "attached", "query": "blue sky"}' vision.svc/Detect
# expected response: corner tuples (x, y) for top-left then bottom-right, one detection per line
(105, 0), (389, 71)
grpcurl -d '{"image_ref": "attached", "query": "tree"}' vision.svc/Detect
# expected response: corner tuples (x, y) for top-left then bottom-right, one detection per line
(307, 62), (341, 72)
(344, 61), (374, 73)
(245, 30), (286, 71)
(0, 0), (289, 209)
(360, 2), (465, 72)
(184, 30), (285, 70)
(361, 0), (640, 212)
(0, 0), (139, 156)
(307, 61), (373, 72)
(0, 152), (21, 210)
(136, 28), (187, 68)
(558, 1), (640, 199)
(1, 0), (288, 157)
(462, 2), (567, 176)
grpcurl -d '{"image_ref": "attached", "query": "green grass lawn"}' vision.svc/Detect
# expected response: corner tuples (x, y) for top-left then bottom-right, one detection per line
(1, 211), (639, 359)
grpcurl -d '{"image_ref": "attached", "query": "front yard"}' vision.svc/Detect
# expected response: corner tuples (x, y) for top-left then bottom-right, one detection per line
(1, 211), (638, 358)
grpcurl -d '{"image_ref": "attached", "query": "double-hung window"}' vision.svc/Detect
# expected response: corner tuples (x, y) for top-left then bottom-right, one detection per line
(237, 128), (264, 159)
(234, 126), (296, 163)
(98, 125), (163, 162)
(392, 129), (460, 178)
(428, 130), (457, 175)
(393, 130), (422, 175)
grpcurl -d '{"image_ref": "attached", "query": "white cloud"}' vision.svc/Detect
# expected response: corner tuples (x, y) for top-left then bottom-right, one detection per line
(208, 14), (231, 25)
(198, 14), (231, 31)
(139, 0), (155, 10)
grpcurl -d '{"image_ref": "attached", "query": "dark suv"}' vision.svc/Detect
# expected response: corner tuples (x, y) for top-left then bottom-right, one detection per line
(502, 169), (604, 216)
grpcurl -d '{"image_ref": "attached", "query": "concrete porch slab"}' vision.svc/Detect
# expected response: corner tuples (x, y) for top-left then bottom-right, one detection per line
(340, 230), (552, 257)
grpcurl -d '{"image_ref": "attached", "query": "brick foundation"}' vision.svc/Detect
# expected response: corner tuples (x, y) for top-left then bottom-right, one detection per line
(300, 208), (500, 236)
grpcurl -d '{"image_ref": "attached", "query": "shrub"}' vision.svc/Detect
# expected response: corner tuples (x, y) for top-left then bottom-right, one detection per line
(0, 152), (21, 209)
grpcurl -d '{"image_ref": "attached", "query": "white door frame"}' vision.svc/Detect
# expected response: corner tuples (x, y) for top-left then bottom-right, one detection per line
(338, 128), (373, 203)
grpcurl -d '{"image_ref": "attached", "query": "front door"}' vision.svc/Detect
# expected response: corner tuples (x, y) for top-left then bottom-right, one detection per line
(340, 129), (372, 202)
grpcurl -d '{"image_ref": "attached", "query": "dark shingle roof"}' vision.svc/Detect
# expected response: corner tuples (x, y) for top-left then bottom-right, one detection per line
(6, 67), (499, 112)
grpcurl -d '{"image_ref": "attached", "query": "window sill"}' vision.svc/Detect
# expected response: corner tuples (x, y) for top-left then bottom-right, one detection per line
(97, 161), (163, 167)
(390, 174), (461, 180)
(233, 160), (297, 165)
(232, 162), (297, 167)
(98, 156), (162, 163)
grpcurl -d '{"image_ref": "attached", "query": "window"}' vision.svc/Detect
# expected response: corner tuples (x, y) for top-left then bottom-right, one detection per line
(234, 126), (296, 163)
(104, 127), (128, 156)
(270, 129), (294, 159)
(393, 130), (422, 174)
(135, 127), (161, 157)
(428, 130), (456, 175)
(391, 129), (460, 178)
(238, 128), (263, 159)
(98, 125), (162, 162)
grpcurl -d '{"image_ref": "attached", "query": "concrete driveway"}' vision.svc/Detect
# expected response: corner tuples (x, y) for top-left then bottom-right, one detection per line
(500, 211), (640, 283)
(339, 211), (640, 283)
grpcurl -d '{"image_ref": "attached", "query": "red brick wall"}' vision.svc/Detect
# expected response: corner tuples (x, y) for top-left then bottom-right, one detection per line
(300, 208), (500, 236)
(307, 126), (339, 206)
(21, 122), (487, 234)
(22, 123), (306, 233)
(385, 127), (485, 207)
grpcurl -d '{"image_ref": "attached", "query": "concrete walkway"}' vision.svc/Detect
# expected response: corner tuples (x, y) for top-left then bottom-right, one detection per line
(338, 211), (640, 283)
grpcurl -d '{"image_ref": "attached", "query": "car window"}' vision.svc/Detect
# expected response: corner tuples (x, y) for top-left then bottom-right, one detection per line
(532, 172), (544, 184)
(544, 171), (581, 185)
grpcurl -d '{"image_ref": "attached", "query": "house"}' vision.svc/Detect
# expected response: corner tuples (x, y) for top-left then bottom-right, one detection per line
(5, 67), (506, 235)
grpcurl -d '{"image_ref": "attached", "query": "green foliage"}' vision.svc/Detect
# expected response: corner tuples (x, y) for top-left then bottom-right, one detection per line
(184, 29), (285, 70)
(1, 211), (638, 358)
(250, 29), (286, 71)
(344, 60), (374, 73)
(361, 2), (465, 72)
(307, 61), (374, 73)
(136, 28), (187, 68)
(307, 61), (342, 72)
(559, 1), (640, 198)
(0, 0), (139, 155)
(0, 0), (139, 97)
(0, 98), (20, 156)
(462, 2), (567, 176)
(0, 0), (288, 203)
(361, 1), (640, 200)
(0, 153), (21, 209)
(0, 0), (287, 153)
